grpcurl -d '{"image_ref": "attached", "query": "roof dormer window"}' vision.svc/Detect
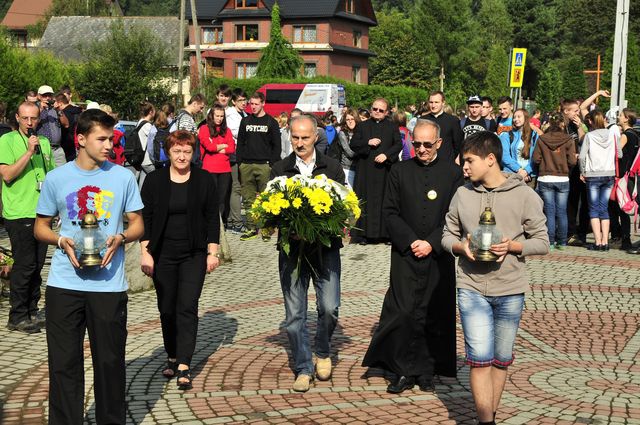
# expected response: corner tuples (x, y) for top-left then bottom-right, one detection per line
(345, 0), (354, 13)
(236, 0), (258, 8)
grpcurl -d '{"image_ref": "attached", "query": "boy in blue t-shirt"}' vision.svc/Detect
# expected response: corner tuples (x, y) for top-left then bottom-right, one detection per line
(34, 109), (144, 425)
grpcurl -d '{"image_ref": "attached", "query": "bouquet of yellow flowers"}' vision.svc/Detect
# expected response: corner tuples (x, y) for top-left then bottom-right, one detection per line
(250, 174), (361, 256)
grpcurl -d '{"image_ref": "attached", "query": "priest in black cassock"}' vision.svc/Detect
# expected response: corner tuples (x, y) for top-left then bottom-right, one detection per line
(362, 119), (464, 394)
(350, 98), (402, 243)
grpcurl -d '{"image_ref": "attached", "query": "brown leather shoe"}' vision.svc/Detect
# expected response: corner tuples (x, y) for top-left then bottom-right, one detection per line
(315, 357), (332, 381)
(293, 374), (313, 392)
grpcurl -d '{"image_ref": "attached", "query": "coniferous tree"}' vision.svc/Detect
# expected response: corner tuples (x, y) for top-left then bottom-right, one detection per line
(369, 10), (436, 89)
(557, 55), (588, 99)
(256, 2), (303, 79)
(483, 44), (510, 103)
(412, 0), (475, 92)
(536, 63), (563, 112)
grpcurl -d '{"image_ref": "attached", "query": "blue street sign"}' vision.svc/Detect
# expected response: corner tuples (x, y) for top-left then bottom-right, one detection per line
(515, 53), (523, 67)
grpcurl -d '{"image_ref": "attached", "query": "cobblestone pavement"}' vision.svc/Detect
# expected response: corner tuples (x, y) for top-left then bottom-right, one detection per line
(0, 229), (639, 424)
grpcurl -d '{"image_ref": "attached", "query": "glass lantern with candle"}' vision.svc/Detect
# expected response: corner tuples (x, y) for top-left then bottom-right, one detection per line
(470, 207), (502, 262)
(72, 213), (108, 267)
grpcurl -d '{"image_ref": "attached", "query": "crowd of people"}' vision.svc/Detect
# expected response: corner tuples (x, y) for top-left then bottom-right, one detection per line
(0, 82), (637, 425)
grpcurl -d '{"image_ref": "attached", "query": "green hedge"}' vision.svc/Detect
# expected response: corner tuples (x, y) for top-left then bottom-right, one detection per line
(200, 76), (428, 110)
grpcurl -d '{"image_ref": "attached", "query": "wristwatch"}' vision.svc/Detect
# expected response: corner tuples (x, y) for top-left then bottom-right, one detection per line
(208, 251), (222, 259)
(118, 232), (127, 243)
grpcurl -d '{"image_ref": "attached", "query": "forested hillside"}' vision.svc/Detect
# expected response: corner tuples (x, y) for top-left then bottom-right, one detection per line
(369, 0), (640, 107)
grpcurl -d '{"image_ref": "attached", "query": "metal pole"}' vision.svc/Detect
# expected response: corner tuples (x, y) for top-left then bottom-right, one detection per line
(177, 0), (186, 105)
(611, 0), (629, 110)
(190, 0), (204, 90)
(596, 54), (601, 93)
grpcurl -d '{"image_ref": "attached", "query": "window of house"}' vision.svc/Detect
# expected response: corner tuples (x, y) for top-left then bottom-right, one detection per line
(293, 25), (317, 43)
(352, 65), (361, 83)
(303, 63), (317, 78)
(353, 30), (362, 48)
(236, 24), (259, 41)
(236, 62), (258, 79)
(206, 58), (224, 78)
(14, 33), (27, 48)
(236, 0), (258, 7)
(203, 26), (223, 44)
(346, 0), (354, 13)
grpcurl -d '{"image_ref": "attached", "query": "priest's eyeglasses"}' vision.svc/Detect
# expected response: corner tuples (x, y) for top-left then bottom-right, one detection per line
(412, 139), (440, 149)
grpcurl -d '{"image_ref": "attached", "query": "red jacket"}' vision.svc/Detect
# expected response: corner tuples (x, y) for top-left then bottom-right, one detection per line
(198, 125), (235, 173)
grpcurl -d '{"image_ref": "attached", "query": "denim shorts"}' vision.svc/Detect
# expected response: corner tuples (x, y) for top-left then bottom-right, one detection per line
(458, 288), (524, 368)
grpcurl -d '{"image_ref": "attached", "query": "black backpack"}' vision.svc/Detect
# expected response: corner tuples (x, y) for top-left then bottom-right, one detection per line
(327, 132), (343, 163)
(123, 120), (149, 170)
(152, 127), (170, 168)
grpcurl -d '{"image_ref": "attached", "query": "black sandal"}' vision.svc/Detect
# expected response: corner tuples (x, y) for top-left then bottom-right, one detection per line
(176, 369), (193, 390)
(162, 360), (177, 378)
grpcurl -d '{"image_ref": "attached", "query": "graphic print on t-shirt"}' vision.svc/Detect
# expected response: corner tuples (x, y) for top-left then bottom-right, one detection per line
(65, 185), (115, 227)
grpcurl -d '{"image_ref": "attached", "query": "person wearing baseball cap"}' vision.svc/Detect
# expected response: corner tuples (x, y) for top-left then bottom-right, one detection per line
(36, 85), (66, 167)
(461, 95), (494, 140)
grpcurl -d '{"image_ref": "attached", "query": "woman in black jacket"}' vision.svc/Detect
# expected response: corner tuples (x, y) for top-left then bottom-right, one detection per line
(140, 130), (220, 390)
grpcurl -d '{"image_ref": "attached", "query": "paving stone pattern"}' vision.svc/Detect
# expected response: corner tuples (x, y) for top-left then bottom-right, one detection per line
(0, 229), (639, 424)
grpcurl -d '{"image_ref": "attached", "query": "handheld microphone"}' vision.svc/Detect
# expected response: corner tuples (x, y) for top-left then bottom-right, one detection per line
(27, 128), (40, 154)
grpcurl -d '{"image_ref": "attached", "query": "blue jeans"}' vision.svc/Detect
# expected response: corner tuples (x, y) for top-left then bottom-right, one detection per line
(586, 176), (614, 219)
(344, 168), (355, 189)
(279, 246), (341, 375)
(538, 180), (570, 245)
(458, 289), (524, 368)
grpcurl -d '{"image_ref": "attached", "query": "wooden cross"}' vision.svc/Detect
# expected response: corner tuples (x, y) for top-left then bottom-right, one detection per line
(584, 54), (604, 94)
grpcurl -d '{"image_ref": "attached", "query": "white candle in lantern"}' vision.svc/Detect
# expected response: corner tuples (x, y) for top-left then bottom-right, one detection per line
(84, 235), (94, 251)
(481, 232), (492, 250)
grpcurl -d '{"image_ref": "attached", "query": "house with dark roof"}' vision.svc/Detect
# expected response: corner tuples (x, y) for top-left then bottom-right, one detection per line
(186, 0), (377, 83)
(1, 0), (53, 48)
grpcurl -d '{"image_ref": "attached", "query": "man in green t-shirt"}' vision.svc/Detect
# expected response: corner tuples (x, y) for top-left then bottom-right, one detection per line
(0, 101), (56, 333)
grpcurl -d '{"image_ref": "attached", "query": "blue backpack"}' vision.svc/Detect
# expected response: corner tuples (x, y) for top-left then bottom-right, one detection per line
(325, 125), (337, 145)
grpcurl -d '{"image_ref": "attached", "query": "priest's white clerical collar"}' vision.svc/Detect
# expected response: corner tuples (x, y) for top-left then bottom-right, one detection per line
(420, 153), (438, 165)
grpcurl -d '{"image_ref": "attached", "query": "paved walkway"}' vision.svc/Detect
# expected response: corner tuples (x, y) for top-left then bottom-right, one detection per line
(0, 230), (639, 424)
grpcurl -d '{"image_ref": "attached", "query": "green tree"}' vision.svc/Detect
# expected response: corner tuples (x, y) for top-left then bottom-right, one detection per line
(75, 20), (171, 119)
(476, 0), (513, 48)
(412, 0), (476, 92)
(557, 55), (587, 99)
(119, 0), (179, 15)
(536, 63), (563, 112)
(483, 44), (510, 103)
(602, 35), (640, 109)
(27, 0), (112, 38)
(0, 0), (11, 21)
(369, 10), (436, 89)
(0, 30), (72, 111)
(556, 0), (616, 73)
(256, 3), (303, 79)
(506, 0), (560, 96)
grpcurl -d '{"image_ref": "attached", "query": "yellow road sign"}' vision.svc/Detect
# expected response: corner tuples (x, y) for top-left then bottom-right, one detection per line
(509, 48), (527, 88)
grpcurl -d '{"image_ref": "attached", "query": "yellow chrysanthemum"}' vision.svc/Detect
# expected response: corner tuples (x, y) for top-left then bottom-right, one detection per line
(292, 198), (302, 209)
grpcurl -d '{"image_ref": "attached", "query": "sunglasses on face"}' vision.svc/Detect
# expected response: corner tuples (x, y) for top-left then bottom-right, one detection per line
(371, 107), (386, 113)
(412, 140), (440, 149)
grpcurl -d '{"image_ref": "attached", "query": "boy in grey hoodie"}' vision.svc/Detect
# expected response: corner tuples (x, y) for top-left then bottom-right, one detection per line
(442, 131), (549, 425)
